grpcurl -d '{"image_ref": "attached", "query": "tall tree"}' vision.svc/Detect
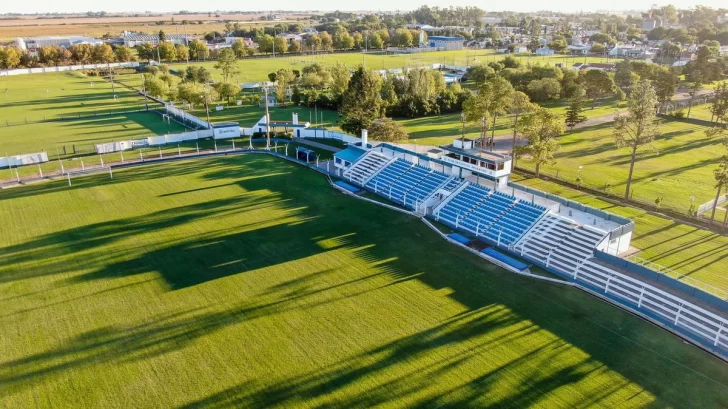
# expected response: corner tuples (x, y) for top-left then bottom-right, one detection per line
(368, 118), (409, 142)
(274, 68), (295, 105)
(188, 39), (209, 61)
(564, 87), (588, 131)
(329, 62), (350, 104)
(517, 108), (564, 177)
(158, 42), (177, 62)
(508, 91), (536, 163)
(158, 30), (166, 43)
(708, 82), (728, 124)
(582, 69), (617, 109)
(114, 46), (135, 62)
(462, 76), (513, 149)
(685, 81), (702, 120)
(214, 48), (239, 82)
(340, 66), (383, 136)
(710, 151), (728, 223)
(135, 43), (154, 62)
(653, 67), (678, 112)
(613, 80), (660, 201)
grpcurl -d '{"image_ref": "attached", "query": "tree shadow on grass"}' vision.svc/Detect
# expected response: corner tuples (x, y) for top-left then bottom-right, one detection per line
(2, 155), (728, 407)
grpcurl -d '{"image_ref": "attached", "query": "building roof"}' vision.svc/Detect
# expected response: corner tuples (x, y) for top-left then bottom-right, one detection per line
(428, 36), (464, 41)
(212, 122), (239, 128)
(121, 34), (191, 41)
(440, 144), (510, 164)
(334, 146), (367, 163)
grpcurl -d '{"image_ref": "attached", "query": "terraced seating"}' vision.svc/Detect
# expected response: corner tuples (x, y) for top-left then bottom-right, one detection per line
(343, 152), (390, 185)
(547, 226), (606, 272)
(365, 159), (411, 193)
(486, 200), (547, 246)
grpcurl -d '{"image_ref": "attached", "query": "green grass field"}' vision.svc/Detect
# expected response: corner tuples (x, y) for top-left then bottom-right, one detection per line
(0, 112), (186, 155)
(0, 155), (727, 408)
(0, 72), (149, 124)
(511, 174), (728, 297)
(517, 118), (724, 213)
(174, 50), (619, 83)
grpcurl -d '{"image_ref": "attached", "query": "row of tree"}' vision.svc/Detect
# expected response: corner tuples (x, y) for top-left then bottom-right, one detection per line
(0, 43), (132, 69)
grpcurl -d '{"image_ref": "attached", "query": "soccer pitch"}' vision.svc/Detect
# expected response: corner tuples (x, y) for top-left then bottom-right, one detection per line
(174, 49), (614, 83)
(1, 155), (726, 408)
(0, 72), (149, 124)
(0, 112), (186, 155)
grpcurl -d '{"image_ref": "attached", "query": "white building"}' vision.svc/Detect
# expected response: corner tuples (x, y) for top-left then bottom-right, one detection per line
(15, 36), (102, 52)
(535, 47), (555, 56)
(428, 36), (464, 51)
(120, 33), (193, 47)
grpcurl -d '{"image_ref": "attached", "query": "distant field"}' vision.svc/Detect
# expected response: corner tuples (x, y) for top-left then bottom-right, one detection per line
(0, 154), (726, 408)
(517, 118), (723, 213)
(0, 14), (309, 41)
(174, 50), (618, 83)
(0, 72), (148, 124)
(511, 173), (728, 297)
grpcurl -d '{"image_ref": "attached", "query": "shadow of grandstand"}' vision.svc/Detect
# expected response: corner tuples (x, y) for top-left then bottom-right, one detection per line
(0, 154), (282, 202)
(3, 155), (728, 407)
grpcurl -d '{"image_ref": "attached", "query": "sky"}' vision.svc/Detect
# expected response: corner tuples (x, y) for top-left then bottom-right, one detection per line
(1, 0), (726, 15)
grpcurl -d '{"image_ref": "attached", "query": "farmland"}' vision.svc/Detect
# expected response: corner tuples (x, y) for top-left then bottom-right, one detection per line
(1, 154), (726, 408)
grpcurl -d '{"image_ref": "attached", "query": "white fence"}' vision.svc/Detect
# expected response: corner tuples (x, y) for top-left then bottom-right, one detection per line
(148, 130), (213, 146)
(299, 128), (360, 144)
(165, 104), (210, 129)
(0, 152), (49, 167)
(696, 194), (728, 217)
(0, 62), (140, 76)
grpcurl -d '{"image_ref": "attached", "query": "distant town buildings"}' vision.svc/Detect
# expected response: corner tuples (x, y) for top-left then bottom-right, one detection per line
(120, 33), (193, 47)
(428, 36), (464, 51)
(15, 36), (103, 53)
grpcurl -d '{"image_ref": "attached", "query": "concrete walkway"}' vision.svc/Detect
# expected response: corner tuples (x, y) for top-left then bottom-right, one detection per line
(292, 138), (343, 153)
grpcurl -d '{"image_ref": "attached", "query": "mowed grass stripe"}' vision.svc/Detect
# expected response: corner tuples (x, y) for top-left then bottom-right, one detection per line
(0, 155), (726, 408)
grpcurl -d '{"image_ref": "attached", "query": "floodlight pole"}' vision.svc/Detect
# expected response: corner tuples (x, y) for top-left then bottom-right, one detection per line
(38, 164), (43, 178)
(109, 166), (113, 179)
(67, 172), (72, 186)
(264, 87), (271, 150)
(140, 75), (149, 111)
(159, 147), (162, 159)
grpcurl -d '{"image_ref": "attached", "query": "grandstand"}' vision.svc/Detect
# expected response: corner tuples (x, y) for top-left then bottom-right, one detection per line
(338, 138), (728, 359)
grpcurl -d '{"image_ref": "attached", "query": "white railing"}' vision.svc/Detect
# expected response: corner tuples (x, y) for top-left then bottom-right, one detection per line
(629, 256), (728, 301)
(568, 259), (728, 351)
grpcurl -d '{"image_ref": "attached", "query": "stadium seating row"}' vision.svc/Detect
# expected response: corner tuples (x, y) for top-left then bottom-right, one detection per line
(437, 183), (547, 246)
(364, 158), (456, 210)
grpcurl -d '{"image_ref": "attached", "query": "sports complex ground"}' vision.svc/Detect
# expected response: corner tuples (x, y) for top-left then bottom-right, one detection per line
(1, 154), (727, 408)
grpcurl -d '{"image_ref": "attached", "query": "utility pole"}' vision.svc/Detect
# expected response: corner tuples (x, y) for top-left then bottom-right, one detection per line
(265, 87), (271, 150)
(140, 75), (149, 111)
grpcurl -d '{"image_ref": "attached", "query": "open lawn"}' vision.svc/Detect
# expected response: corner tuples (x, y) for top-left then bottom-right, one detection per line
(517, 118), (724, 213)
(511, 173), (728, 297)
(174, 50), (620, 83)
(181, 96), (624, 149)
(0, 112), (185, 155)
(0, 154), (726, 408)
(398, 97), (625, 147)
(188, 104), (341, 130)
(0, 72), (150, 124)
